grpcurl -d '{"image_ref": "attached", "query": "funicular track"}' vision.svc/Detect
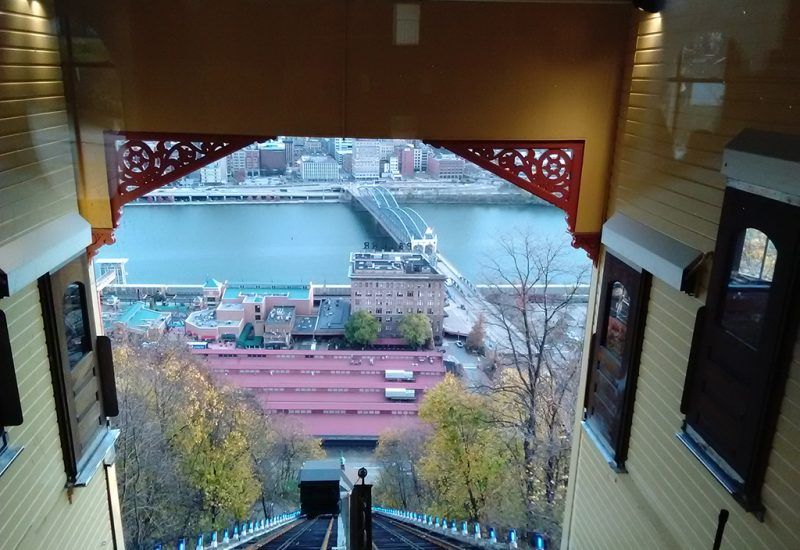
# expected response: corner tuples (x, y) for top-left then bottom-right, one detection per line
(372, 515), (483, 550)
(255, 515), (336, 550)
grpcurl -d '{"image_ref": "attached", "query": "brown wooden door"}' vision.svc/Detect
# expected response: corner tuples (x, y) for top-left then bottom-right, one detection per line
(48, 255), (106, 470)
(584, 253), (649, 465)
(683, 188), (800, 495)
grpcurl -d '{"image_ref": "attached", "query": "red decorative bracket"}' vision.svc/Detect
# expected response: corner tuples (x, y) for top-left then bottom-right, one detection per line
(105, 132), (270, 228)
(89, 132), (272, 257)
(425, 140), (598, 262)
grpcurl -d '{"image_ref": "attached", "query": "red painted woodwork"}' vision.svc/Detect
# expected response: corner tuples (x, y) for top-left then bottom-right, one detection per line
(95, 134), (598, 262)
(572, 232), (601, 264)
(105, 132), (269, 229)
(425, 140), (598, 262)
(87, 228), (116, 259)
(91, 132), (270, 257)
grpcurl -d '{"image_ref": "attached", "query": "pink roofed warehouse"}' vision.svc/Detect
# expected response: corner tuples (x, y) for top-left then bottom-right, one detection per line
(195, 347), (446, 440)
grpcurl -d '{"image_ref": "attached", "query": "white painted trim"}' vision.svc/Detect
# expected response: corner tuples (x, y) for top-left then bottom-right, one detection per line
(601, 213), (705, 292)
(0, 212), (91, 296)
(722, 129), (800, 206)
(723, 152), (800, 207)
(74, 429), (120, 487)
(0, 443), (23, 478)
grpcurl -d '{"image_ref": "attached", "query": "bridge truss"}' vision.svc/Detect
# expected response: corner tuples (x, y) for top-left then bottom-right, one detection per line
(356, 185), (430, 246)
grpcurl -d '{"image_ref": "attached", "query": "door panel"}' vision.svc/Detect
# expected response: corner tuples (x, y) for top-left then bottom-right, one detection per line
(45, 255), (106, 468)
(684, 188), (800, 495)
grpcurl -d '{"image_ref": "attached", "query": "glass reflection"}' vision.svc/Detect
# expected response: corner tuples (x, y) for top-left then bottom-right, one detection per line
(720, 228), (776, 347)
(64, 283), (90, 368)
(606, 282), (630, 358)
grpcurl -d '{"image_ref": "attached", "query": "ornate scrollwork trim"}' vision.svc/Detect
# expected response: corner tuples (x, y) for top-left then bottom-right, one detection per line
(104, 132), (272, 229)
(571, 231), (601, 264)
(425, 140), (584, 233)
(87, 228), (116, 259)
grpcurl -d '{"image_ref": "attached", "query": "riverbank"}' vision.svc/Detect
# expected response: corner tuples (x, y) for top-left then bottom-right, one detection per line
(128, 181), (542, 206)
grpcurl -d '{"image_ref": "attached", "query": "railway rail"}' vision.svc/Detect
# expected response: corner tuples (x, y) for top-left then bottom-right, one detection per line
(372, 515), (484, 550)
(255, 515), (337, 550)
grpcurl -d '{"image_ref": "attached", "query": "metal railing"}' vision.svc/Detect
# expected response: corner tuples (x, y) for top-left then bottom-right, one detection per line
(373, 506), (548, 549)
(154, 510), (301, 550)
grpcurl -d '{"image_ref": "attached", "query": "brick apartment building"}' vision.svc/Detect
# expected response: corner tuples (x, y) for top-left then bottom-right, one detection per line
(349, 252), (446, 342)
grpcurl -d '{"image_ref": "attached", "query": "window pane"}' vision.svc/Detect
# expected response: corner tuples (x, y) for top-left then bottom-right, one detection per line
(64, 283), (91, 368)
(605, 281), (630, 358)
(736, 227), (776, 281)
(720, 228), (775, 347)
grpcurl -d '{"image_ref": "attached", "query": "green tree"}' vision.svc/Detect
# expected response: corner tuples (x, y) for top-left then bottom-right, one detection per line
(112, 336), (322, 548)
(171, 375), (260, 527)
(466, 313), (486, 354)
(399, 313), (432, 348)
(344, 310), (381, 347)
(418, 374), (515, 522)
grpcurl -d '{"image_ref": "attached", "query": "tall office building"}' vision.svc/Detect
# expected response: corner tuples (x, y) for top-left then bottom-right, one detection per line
(352, 139), (381, 179)
(428, 154), (465, 180)
(200, 157), (228, 184)
(300, 155), (340, 181)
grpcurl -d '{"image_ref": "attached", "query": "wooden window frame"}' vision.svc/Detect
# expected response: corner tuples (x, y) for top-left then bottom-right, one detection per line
(679, 187), (800, 517)
(582, 252), (650, 470)
(39, 255), (119, 485)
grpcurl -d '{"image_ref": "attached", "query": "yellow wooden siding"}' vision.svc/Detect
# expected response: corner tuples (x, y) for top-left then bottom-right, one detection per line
(0, 1), (116, 547)
(0, 285), (114, 550)
(0, 0), (76, 249)
(567, 1), (800, 548)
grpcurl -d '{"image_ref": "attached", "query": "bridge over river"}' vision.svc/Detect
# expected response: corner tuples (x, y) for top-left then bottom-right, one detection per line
(349, 184), (438, 255)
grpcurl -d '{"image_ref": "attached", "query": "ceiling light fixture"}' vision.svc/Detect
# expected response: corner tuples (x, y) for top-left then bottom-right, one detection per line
(633, 0), (666, 13)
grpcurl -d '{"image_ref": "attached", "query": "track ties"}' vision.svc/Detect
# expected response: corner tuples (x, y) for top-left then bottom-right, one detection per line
(372, 516), (477, 549)
(257, 516), (337, 550)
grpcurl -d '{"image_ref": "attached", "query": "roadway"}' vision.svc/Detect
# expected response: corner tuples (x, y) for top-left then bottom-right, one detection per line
(437, 254), (526, 350)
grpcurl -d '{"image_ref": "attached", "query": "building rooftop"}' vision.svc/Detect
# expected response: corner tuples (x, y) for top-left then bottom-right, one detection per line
(116, 302), (170, 331)
(300, 155), (336, 164)
(349, 252), (443, 278)
(293, 316), (317, 332)
(218, 303), (245, 311)
(258, 141), (285, 151)
(266, 306), (295, 325)
(316, 298), (351, 330)
(223, 284), (311, 301)
(204, 277), (222, 289)
(186, 309), (243, 328)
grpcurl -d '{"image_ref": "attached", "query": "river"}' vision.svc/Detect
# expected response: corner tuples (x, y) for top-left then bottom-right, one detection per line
(97, 202), (588, 284)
